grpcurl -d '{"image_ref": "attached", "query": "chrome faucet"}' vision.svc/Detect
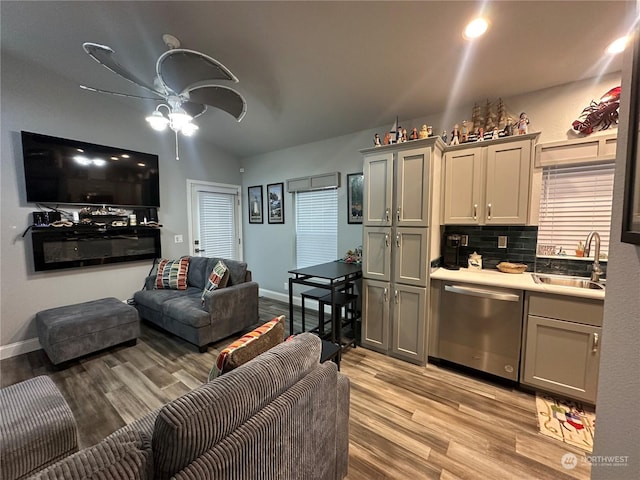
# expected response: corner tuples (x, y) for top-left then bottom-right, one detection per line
(584, 231), (603, 282)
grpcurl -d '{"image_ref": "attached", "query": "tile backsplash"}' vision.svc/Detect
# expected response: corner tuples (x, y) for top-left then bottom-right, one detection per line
(444, 225), (538, 270)
(442, 225), (606, 278)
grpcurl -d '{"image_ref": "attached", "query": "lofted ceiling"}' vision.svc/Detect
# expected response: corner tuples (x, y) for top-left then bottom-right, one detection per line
(0, 1), (634, 158)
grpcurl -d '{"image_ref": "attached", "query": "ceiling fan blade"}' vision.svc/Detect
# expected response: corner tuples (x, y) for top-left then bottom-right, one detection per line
(80, 84), (161, 101)
(185, 84), (247, 122)
(182, 102), (207, 119)
(83, 42), (160, 95)
(157, 48), (238, 95)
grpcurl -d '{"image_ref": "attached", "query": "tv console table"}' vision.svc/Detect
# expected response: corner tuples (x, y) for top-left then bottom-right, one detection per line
(30, 225), (161, 271)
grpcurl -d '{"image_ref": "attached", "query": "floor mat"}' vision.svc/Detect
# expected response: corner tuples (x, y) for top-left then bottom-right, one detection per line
(536, 393), (595, 452)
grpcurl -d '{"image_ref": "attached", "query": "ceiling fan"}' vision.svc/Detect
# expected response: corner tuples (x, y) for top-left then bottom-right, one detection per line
(80, 34), (246, 159)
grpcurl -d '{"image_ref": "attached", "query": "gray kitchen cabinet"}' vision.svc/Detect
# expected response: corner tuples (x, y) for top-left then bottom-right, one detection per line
(443, 134), (538, 225)
(521, 292), (603, 404)
(360, 137), (442, 365)
(363, 143), (431, 227)
(363, 226), (427, 286)
(361, 279), (426, 363)
(361, 278), (390, 352)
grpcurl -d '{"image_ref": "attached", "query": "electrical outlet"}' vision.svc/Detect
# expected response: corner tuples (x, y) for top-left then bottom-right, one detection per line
(498, 236), (508, 248)
(284, 282), (288, 291)
(174, 234), (183, 244)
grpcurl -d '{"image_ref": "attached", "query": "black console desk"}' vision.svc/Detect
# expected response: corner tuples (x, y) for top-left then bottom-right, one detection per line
(288, 261), (362, 348)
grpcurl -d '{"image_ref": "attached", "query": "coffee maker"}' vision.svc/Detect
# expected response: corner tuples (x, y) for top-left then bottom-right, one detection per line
(443, 234), (461, 270)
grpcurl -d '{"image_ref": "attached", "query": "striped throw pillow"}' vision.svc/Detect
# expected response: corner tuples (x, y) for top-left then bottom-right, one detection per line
(208, 315), (285, 381)
(201, 260), (229, 303)
(154, 257), (190, 290)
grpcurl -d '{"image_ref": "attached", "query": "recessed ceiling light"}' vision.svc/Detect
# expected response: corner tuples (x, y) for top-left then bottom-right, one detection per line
(606, 36), (629, 55)
(464, 18), (488, 40)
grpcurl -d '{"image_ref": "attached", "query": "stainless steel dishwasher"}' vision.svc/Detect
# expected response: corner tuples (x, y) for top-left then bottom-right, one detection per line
(434, 282), (524, 381)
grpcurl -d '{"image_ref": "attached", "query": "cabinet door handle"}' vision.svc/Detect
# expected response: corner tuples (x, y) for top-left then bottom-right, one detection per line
(473, 204), (478, 220)
(592, 332), (600, 353)
(385, 208), (390, 222)
(487, 203), (492, 220)
(396, 206), (401, 222)
(385, 233), (390, 247)
(394, 290), (399, 303)
(383, 288), (388, 302)
(396, 234), (400, 247)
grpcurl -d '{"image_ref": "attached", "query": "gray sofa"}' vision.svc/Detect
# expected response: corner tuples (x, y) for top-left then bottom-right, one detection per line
(134, 256), (259, 352)
(14, 333), (349, 480)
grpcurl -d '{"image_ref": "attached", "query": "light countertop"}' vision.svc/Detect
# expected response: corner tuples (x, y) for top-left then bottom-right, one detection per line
(430, 267), (605, 300)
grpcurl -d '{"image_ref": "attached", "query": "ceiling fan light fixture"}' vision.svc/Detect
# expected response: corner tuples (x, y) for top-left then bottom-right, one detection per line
(168, 110), (193, 131)
(146, 110), (169, 131)
(181, 122), (199, 136)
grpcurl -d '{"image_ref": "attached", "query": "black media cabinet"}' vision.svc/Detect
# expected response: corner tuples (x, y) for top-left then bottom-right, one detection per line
(31, 225), (161, 271)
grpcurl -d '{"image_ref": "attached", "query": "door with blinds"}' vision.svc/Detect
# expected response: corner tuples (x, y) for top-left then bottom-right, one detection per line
(189, 181), (242, 260)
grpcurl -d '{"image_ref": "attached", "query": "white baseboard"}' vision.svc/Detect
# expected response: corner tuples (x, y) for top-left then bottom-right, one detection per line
(259, 288), (303, 307)
(259, 288), (327, 314)
(0, 337), (42, 360)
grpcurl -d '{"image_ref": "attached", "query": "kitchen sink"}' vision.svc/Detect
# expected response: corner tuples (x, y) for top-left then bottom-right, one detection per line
(532, 273), (605, 290)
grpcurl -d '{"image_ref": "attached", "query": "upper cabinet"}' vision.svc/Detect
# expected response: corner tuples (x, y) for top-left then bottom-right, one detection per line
(363, 140), (436, 228)
(442, 133), (539, 225)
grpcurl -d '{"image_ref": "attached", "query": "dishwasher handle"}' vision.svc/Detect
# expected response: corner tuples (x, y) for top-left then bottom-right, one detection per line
(444, 284), (520, 302)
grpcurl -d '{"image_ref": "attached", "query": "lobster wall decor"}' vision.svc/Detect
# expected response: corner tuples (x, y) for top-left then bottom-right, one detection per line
(571, 86), (621, 135)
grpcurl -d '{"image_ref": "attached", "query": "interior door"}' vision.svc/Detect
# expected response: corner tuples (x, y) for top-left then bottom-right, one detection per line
(188, 181), (242, 260)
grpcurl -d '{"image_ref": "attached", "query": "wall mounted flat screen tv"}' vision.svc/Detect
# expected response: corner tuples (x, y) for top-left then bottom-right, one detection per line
(22, 131), (160, 207)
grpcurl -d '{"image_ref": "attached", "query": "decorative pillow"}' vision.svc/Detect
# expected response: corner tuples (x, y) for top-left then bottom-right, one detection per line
(208, 315), (285, 381)
(201, 260), (229, 303)
(154, 257), (190, 290)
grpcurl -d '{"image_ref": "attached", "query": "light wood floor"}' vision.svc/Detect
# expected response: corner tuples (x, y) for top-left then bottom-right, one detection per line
(0, 297), (591, 479)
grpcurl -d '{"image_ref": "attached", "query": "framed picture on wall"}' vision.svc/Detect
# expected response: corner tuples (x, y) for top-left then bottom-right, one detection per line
(347, 173), (364, 224)
(267, 182), (285, 224)
(622, 27), (640, 245)
(248, 185), (263, 224)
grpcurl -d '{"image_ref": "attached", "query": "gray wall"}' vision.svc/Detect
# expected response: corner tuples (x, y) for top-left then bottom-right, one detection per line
(592, 4), (640, 475)
(0, 52), (241, 349)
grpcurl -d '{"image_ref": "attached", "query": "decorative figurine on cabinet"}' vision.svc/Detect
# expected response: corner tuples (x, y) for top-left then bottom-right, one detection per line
(427, 125), (433, 137)
(441, 130), (447, 143)
(396, 127), (403, 143)
(461, 120), (470, 143)
(477, 127), (484, 141)
(450, 124), (460, 145)
(374, 133), (382, 147)
(419, 124), (428, 139)
(503, 116), (514, 136)
(517, 112), (529, 135)
(492, 127), (499, 140)
(384, 132), (391, 145)
(402, 128), (408, 143)
(410, 127), (419, 140)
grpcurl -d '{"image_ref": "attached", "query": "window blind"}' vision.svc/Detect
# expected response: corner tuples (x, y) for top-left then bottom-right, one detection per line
(295, 189), (338, 268)
(197, 190), (238, 260)
(538, 162), (614, 256)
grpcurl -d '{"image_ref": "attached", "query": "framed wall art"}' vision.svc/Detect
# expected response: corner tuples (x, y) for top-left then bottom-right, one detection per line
(248, 185), (263, 224)
(267, 182), (285, 224)
(347, 173), (364, 224)
(622, 28), (640, 245)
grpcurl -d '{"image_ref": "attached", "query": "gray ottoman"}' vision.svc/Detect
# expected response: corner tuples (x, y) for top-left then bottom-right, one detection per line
(0, 376), (78, 479)
(36, 297), (139, 365)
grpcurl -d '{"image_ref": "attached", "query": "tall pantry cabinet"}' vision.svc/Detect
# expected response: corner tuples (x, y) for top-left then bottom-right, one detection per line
(360, 137), (444, 365)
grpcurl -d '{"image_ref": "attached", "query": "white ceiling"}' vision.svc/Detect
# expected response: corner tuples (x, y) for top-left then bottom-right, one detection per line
(1, 1), (634, 158)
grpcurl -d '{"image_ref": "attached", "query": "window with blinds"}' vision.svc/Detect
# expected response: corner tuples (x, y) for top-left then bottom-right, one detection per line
(295, 189), (338, 268)
(537, 162), (614, 256)
(196, 190), (239, 260)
